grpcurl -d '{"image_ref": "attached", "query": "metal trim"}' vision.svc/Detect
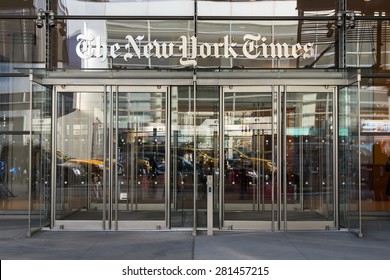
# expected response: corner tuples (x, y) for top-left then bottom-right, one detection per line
(42, 78), (352, 87)
(357, 73), (363, 237)
(192, 76), (197, 236)
(51, 85), (57, 229)
(282, 85), (287, 231)
(219, 86), (224, 229)
(276, 86), (282, 231)
(109, 86), (114, 230)
(114, 85), (119, 231)
(27, 73), (33, 237)
(271, 85), (276, 231)
(334, 86), (339, 229)
(103, 86), (107, 230)
(166, 86), (171, 229)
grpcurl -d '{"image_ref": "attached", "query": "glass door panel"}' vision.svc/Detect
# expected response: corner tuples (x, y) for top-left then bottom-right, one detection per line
(223, 86), (277, 229)
(114, 86), (167, 229)
(54, 85), (167, 230)
(338, 85), (361, 235)
(54, 86), (105, 229)
(195, 86), (219, 230)
(284, 86), (336, 230)
(170, 86), (219, 231)
(170, 86), (195, 228)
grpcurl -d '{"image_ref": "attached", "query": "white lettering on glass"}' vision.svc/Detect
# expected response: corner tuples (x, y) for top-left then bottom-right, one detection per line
(75, 33), (315, 67)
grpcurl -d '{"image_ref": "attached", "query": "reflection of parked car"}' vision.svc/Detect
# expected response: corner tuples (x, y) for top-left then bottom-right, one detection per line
(226, 147), (276, 175)
(34, 149), (87, 188)
(56, 159), (86, 188)
(66, 159), (103, 173)
(226, 159), (258, 185)
(0, 159), (17, 198)
(155, 157), (193, 175)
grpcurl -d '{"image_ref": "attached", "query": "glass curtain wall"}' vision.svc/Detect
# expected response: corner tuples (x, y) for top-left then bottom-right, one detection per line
(338, 84), (360, 232)
(30, 83), (52, 233)
(359, 79), (390, 214)
(4, 0), (390, 229)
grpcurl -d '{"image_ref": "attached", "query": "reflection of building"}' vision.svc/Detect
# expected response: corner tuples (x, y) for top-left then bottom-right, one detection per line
(1, 0), (390, 237)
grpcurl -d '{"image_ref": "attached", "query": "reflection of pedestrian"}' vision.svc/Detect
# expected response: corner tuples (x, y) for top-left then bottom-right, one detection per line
(199, 158), (206, 193)
(384, 156), (390, 196)
(239, 167), (247, 199)
(149, 157), (158, 178)
(0, 183), (16, 198)
(0, 170), (16, 198)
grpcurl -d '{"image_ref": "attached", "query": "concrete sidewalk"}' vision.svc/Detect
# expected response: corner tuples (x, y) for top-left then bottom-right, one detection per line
(0, 220), (390, 260)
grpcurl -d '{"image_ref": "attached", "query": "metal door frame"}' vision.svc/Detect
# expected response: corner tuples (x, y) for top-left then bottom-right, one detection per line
(282, 85), (338, 231)
(37, 69), (357, 232)
(221, 85), (278, 230)
(221, 85), (338, 231)
(52, 85), (169, 230)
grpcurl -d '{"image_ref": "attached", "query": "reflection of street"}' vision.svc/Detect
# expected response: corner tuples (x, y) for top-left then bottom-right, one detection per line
(0, 182), (27, 210)
(0, 181), (17, 198)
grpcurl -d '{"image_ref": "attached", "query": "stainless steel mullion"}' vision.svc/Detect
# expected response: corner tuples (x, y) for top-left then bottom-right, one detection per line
(333, 86), (339, 229)
(219, 86), (224, 229)
(114, 86), (119, 230)
(28, 73), (33, 237)
(130, 117), (135, 212)
(109, 86), (114, 230)
(259, 130), (263, 211)
(51, 85), (57, 229)
(299, 102), (304, 211)
(283, 86), (287, 231)
(357, 73), (362, 237)
(275, 85), (280, 231)
(103, 86), (107, 230)
(193, 76), (197, 236)
(299, 135), (304, 211)
(271, 87), (275, 231)
(166, 86), (171, 229)
(51, 87), (57, 228)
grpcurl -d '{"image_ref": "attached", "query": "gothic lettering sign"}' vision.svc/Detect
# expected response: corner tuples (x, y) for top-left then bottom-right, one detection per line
(76, 33), (314, 67)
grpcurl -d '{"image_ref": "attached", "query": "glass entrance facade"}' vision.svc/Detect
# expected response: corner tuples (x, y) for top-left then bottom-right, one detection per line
(2, 0), (390, 236)
(49, 81), (343, 231)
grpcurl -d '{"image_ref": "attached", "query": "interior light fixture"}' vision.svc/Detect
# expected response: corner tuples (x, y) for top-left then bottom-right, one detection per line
(348, 13), (356, 29)
(336, 11), (356, 29)
(336, 12), (343, 28)
(35, 9), (56, 28)
(48, 11), (56, 28)
(36, 10), (44, 28)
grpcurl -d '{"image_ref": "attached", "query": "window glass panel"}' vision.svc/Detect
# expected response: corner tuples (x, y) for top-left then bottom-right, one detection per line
(197, 20), (335, 69)
(198, 0), (337, 17)
(55, 0), (194, 16)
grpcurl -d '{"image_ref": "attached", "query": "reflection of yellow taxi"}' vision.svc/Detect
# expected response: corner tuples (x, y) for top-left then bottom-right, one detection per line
(175, 146), (276, 174)
(56, 150), (104, 174)
(67, 159), (104, 173)
(137, 158), (152, 172)
(226, 147), (277, 174)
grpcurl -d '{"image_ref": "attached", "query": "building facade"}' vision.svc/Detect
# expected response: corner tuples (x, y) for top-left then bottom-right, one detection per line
(0, 0), (389, 236)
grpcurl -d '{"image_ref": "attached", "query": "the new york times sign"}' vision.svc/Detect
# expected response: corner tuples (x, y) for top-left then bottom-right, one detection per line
(76, 33), (314, 67)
